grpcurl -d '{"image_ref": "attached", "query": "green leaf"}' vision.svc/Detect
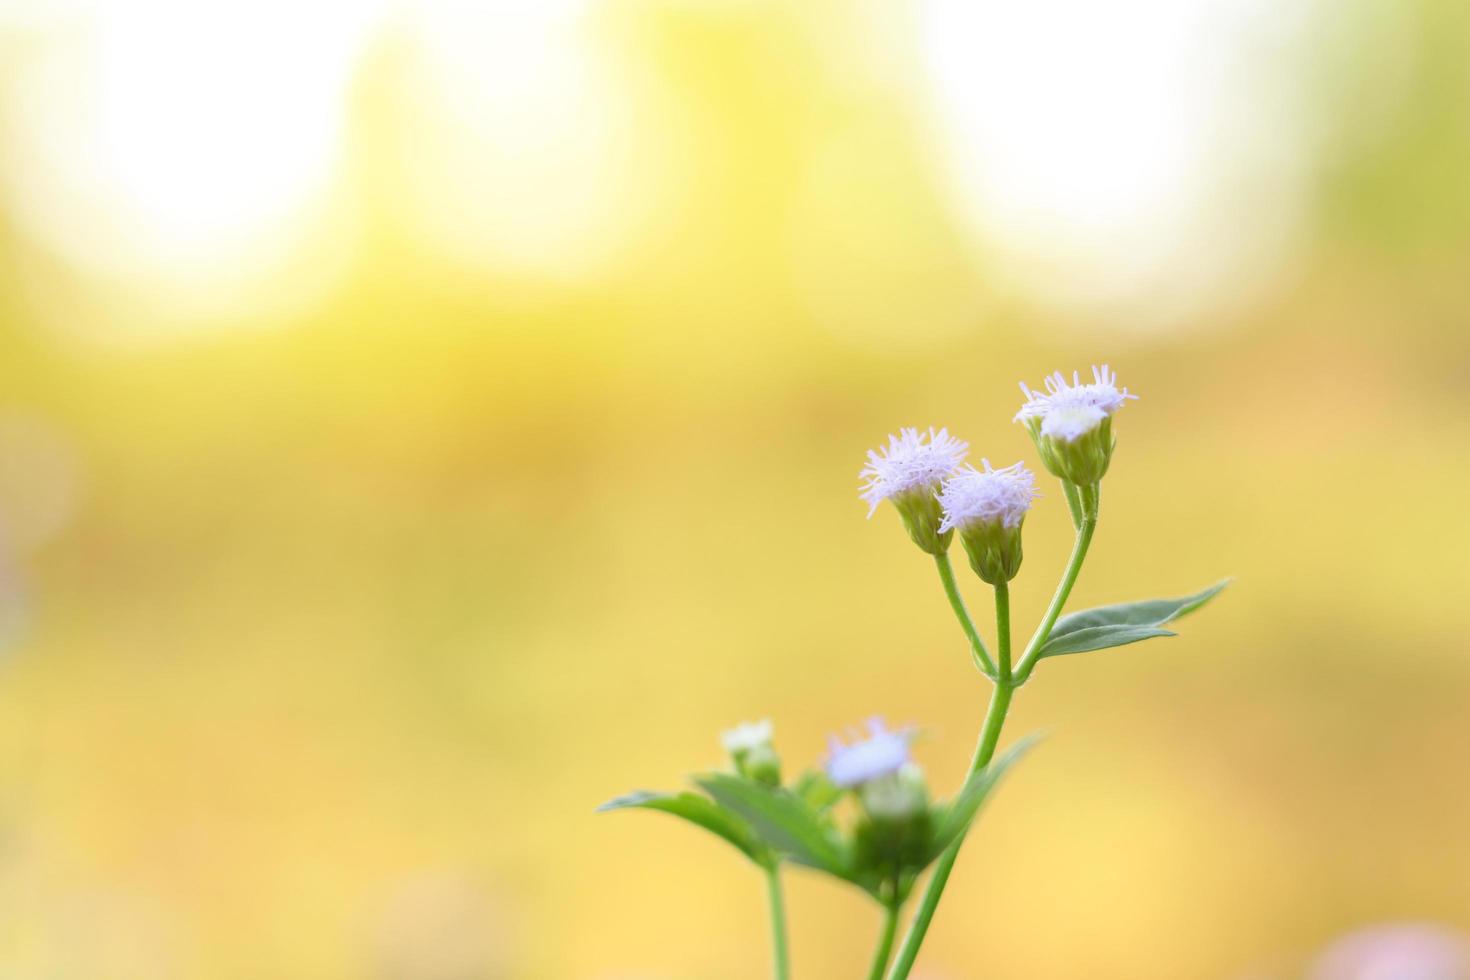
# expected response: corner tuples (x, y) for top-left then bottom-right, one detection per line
(1037, 624), (1177, 658)
(1037, 579), (1229, 660)
(693, 773), (853, 880)
(928, 734), (1040, 860)
(597, 790), (765, 864)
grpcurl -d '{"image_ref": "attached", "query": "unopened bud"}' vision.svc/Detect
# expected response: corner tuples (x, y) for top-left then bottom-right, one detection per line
(720, 720), (781, 786)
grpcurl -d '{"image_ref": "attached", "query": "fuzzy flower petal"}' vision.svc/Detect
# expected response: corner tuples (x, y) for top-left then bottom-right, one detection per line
(1015, 364), (1137, 432)
(937, 459), (1039, 532)
(720, 719), (773, 755)
(1039, 404), (1108, 443)
(859, 427), (968, 517)
(825, 718), (912, 789)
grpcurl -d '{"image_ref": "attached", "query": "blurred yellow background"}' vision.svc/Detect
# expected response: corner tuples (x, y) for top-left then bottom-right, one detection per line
(0, 1), (1468, 977)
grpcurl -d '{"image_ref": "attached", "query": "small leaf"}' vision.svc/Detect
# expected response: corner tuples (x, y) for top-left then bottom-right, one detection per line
(928, 734), (1040, 860)
(1037, 579), (1229, 660)
(597, 790), (765, 863)
(694, 774), (853, 880)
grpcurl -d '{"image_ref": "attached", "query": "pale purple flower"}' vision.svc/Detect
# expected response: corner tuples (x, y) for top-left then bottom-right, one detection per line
(937, 459), (1039, 533)
(1308, 923), (1470, 980)
(825, 718), (912, 788)
(859, 427), (968, 517)
(1015, 365), (1136, 443)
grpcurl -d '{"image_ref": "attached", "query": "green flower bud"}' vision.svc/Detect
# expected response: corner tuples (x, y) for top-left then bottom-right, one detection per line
(853, 764), (932, 879)
(891, 486), (952, 557)
(1023, 411), (1114, 487)
(737, 743), (782, 787)
(720, 720), (781, 787)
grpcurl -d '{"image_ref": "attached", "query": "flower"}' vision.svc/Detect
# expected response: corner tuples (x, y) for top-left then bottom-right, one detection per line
(859, 427), (968, 515)
(938, 459), (1038, 583)
(1015, 364), (1135, 438)
(860, 427), (967, 555)
(1308, 923), (1470, 980)
(1015, 365), (1136, 486)
(825, 718), (913, 789)
(937, 460), (1039, 533)
(720, 719), (773, 755)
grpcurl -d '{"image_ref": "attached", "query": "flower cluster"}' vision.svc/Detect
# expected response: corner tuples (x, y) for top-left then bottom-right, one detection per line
(604, 362), (1230, 980)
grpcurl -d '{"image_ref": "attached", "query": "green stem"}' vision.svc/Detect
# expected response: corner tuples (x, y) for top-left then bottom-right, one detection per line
(865, 903), (900, 980)
(765, 865), (790, 980)
(1061, 481), (1083, 531)
(994, 580), (1012, 680)
(886, 683), (1012, 980)
(1015, 483), (1100, 683)
(934, 552), (996, 677)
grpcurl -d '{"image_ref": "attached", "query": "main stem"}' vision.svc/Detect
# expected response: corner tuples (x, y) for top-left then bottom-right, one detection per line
(934, 552), (996, 677)
(765, 865), (790, 980)
(864, 904), (900, 980)
(886, 582), (1013, 980)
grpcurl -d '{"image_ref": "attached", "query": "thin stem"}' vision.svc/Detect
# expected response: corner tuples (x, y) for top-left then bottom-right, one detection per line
(1015, 483), (1100, 683)
(765, 865), (790, 980)
(934, 552), (996, 677)
(994, 580), (1012, 681)
(1061, 481), (1083, 531)
(886, 679), (1013, 980)
(865, 903), (901, 980)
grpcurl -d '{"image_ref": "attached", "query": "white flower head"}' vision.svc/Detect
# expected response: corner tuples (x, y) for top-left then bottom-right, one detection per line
(1015, 365), (1137, 443)
(720, 719), (773, 755)
(859, 427), (968, 516)
(937, 459), (1039, 533)
(825, 718), (913, 789)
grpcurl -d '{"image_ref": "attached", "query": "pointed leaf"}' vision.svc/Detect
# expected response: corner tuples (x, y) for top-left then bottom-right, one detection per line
(1037, 579), (1229, 660)
(1038, 624), (1177, 658)
(929, 734), (1040, 859)
(1047, 579), (1230, 638)
(694, 773), (853, 880)
(597, 790), (765, 863)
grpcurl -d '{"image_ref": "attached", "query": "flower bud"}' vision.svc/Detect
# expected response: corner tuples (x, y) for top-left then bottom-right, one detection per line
(720, 720), (781, 787)
(1023, 411), (1114, 487)
(937, 460), (1038, 584)
(891, 486), (951, 556)
(1014, 365), (1135, 487)
(860, 428), (968, 555)
(853, 764), (933, 882)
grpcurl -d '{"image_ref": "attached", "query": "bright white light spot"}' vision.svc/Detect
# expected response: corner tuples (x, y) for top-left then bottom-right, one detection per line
(0, 0), (380, 340)
(918, 0), (1314, 326)
(394, 1), (656, 281)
